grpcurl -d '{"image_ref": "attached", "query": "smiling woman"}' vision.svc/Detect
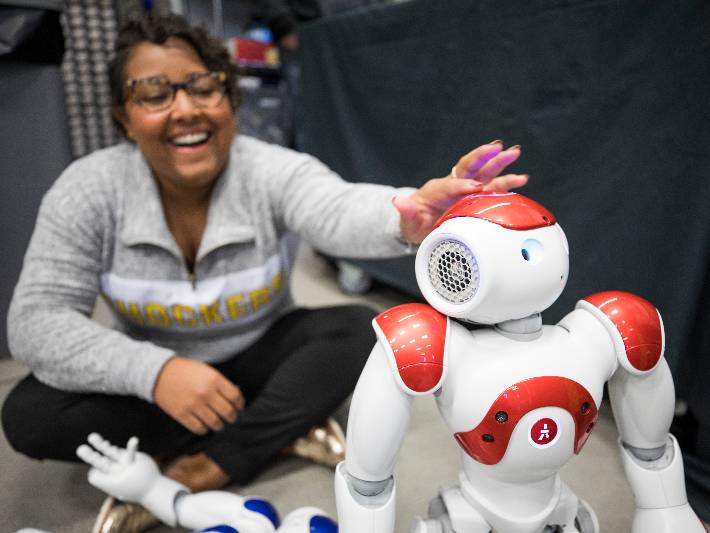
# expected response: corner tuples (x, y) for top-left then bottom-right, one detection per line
(116, 38), (236, 198)
(1, 12), (529, 533)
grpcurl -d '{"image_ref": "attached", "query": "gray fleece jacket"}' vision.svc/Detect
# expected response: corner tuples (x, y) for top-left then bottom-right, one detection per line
(8, 135), (413, 402)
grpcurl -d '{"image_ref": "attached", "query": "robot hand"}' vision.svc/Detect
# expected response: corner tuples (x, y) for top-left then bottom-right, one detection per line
(619, 436), (706, 533)
(77, 433), (188, 526)
(76, 433), (162, 503)
(631, 504), (706, 533)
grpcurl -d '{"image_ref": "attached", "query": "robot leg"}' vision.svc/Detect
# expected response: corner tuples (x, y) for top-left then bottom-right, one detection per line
(546, 482), (599, 533)
(409, 494), (454, 533)
(547, 499), (598, 533)
(571, 499), (600, 533)
(410, 486), (491, 533)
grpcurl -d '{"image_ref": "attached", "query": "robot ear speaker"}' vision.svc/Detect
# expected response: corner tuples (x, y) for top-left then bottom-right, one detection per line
(427, 239), (480, 304)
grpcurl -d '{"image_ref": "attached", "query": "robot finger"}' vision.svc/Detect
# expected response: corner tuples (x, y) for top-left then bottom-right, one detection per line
(88, 432), (123, 461)
(124, 436), (139, 463)
(76, 443), (97, 466)
(77, 444), (114, 471)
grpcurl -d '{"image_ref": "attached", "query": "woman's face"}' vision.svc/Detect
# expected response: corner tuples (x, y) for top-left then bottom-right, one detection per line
(117, 37), (236, 195)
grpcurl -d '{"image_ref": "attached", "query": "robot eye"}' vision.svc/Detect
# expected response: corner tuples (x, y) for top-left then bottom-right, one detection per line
(521, 239), (543, 265)
(428, 239), (480, 303)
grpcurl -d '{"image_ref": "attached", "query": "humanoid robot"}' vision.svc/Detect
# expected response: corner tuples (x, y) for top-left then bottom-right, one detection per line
(334, 191), (705, 533)
(74, 433), (337, 533)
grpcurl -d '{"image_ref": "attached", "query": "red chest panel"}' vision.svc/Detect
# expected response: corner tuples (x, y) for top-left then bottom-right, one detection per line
(374, 303), (448, 393)
(454, 376), (598, 465)
(583, 291), (662, 371)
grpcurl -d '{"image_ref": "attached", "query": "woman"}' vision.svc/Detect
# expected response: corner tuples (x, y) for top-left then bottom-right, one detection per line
(1, 13), (526, 533)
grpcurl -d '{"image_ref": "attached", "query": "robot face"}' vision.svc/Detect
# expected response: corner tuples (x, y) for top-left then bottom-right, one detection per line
(415, 193), (569, 324)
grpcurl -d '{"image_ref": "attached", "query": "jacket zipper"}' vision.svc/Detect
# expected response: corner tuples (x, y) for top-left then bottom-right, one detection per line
(186, 259), (197, 289)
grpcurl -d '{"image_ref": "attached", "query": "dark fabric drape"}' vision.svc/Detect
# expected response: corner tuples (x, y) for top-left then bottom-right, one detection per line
(299, 0), (710, 385)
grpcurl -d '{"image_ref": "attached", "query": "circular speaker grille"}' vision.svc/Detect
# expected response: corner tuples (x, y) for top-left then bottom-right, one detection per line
(428, 240), (479, 303)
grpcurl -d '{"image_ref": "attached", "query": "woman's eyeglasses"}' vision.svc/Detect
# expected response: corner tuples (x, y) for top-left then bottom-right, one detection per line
(125, 71), (228, 112)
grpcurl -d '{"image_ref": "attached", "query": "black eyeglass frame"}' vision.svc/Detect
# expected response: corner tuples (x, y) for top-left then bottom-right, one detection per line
(123, 71), (228, 110)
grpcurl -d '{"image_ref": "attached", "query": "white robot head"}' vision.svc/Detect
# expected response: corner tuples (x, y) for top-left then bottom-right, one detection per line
(415, 192), (569, 325)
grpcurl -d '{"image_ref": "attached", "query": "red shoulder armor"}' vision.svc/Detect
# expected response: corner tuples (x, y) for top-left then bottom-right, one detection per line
(577, 291), (664, 374)
(373, 303), (449, 394)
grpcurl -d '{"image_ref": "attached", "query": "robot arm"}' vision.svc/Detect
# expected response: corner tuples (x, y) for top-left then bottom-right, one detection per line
(609, 358), (704, 532)
(77, 434), (279, 532)
(578, 291), (705, 532)
(335, 341), (413, 533)
(336, 304), (449, 533)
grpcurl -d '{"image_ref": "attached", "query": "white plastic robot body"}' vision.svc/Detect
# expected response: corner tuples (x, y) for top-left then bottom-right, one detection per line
(441, 316), (614, 477)
(341, 312), (617, 532)
(335, 192), (704, 533)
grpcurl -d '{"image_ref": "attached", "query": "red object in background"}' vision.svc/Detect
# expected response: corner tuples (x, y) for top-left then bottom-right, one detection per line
(227, 38), (280, 69)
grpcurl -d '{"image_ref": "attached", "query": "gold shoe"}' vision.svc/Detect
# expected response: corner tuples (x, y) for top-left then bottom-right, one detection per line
(92, 496), (160, 533)
(286, 417), (346, 468)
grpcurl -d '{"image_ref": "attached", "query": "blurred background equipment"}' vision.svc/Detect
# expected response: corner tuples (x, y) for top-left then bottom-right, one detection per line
(0, 0), (72, 358)
(60, 0), (119, 158)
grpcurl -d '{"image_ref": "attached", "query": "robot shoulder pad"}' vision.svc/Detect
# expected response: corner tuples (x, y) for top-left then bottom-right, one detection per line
(576, 291), (664, 375)
(373, 303), (449, 395)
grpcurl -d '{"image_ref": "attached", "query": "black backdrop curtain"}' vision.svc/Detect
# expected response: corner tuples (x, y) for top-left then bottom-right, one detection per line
(299, 0), (710, 396)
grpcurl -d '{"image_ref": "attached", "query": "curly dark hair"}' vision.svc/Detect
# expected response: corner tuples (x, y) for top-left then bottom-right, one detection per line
(109, 13), (240, 131)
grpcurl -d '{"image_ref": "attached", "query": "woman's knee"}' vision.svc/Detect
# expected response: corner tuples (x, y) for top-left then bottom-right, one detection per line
(1, 381), (53, 460)
(329, 304), (377, 328)
(314, 304), (376, 343)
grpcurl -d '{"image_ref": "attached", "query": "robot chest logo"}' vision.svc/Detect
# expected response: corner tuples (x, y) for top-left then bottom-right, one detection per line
(528, 417), (560, 449)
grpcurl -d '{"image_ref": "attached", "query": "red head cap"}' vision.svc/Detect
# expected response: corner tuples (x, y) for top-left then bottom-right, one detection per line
(434, 192), (557, 231)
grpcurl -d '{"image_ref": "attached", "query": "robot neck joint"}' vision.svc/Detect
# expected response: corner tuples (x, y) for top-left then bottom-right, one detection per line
(494, 313), (543, 341)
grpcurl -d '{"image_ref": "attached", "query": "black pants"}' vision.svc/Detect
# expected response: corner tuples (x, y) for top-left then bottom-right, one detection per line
(1, 305), (375, 485)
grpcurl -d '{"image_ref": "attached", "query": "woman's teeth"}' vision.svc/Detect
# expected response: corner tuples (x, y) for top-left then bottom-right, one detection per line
(171, 132), (209, 146)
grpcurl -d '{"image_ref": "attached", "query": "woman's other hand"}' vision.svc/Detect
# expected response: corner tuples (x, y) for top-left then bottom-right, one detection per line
(153, 357), (245, 434)
(394, 142), (528, 244)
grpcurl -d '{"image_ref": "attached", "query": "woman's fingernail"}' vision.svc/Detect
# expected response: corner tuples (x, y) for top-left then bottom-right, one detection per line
(489, 139), (503, 145)
(509, 144), (521, 151)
